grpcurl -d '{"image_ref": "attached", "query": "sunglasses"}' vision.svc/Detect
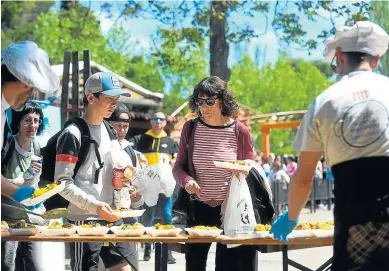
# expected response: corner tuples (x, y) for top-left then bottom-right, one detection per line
(196, 97), (219, 107)
(152, 117), (166, 123)
(21, 117), (42, 126)
(331, 54), (337, 73)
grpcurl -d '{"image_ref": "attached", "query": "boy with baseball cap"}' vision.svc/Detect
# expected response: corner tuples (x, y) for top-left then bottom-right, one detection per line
(55, 72), (141, 271)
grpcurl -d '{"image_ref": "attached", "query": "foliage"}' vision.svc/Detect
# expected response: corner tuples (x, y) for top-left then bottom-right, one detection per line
(1, 1), (54, 50)
(229, 55), (331, 154)
(371, 0), (389, 76)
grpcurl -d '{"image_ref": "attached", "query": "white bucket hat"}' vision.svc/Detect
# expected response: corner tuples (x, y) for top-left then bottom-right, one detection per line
(1, 41), (59, 94)
(323, 21), (389, 61)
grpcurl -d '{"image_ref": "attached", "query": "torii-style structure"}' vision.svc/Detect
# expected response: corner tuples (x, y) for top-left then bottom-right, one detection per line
(242, 110), (307, 157)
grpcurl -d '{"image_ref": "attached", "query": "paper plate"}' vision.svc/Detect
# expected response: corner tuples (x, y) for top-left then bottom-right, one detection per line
(287, 230), (315, 239)
(252, 231), (273, 239)
(213, 161), (249, 172)
(110, 226), (145, 237)
(8, 228), (39, 236)
(39, 226), (76, 236)
(20, 182), (65, 206)
(185, 228), (223, 238)
(112, 209), (146, 218)
(146, 227), (182, 237)
(76, 226), (110, 236)
(311, 230), (334, 238)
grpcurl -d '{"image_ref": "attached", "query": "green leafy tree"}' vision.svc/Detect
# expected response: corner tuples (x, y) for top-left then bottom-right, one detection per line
(371, 0), (389, 76)
(102, 1), (372, 81)
(229, 55), (330, 154)
(1, 1), (54, 49)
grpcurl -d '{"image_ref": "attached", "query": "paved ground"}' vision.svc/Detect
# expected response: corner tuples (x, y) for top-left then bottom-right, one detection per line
(65, 208), (334, 270)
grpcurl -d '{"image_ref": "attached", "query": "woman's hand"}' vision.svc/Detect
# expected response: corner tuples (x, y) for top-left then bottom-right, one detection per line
(230, 169), (249, 177)
(185, 180), (200, 198)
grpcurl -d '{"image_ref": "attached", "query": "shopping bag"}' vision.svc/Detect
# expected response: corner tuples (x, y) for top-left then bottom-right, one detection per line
(223, 173), (257, 243)
(131, 166), (161, 207)
(154, 163), (176, 197)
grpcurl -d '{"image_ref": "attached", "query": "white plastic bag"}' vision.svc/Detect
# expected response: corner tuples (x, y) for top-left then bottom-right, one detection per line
(131, 166), (161, 207)
(223, 173), (257, 246)
(155, 163), (176, 197)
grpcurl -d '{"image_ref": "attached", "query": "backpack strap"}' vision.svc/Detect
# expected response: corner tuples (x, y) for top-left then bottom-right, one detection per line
(124, 145), (137, 167)
(64, 118), (93, 181)
(1, 136), (15, 173)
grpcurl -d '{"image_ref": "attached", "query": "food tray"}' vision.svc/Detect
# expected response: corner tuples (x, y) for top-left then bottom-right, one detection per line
(185, 228), (223, 238)
(146, 227), (182, 237)
(39, 226), (77, 236)
(20, 182), (66, 206)
(213, 161), (249, 172)
(8, 228), (39, 236)
(113, 209), (146, 218)
(311, 230), (334, 238)
(251, 231), (273, 239)
(110, 226), (145, 237)
(287, 230), (315, 239)
(76, 226), (110, 236)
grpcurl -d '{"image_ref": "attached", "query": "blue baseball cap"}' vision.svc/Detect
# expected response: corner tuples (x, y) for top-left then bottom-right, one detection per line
(84, 72), (131, 97)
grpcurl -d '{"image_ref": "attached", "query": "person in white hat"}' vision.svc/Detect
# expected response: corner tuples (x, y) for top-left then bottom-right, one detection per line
(1, 41), (59, 203)
(270, 21), (389, 270)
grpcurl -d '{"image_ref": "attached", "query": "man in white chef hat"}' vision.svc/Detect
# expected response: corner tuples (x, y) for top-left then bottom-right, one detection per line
(270, 21), (389, 270)
(1, 41), (59, 205)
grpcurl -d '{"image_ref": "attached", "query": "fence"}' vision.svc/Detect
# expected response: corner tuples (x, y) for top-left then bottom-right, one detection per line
(271, 177), (334, 216)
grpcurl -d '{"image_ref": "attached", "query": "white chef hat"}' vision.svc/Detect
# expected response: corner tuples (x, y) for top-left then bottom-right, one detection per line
(323, 21), (389, 61)
(1, 41), (59, 94)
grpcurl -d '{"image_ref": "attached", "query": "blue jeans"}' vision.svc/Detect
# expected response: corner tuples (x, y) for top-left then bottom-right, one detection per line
(143, 194), (172, 226)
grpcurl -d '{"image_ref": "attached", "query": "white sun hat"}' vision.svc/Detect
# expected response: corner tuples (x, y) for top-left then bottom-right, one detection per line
(323, 21), (389, 61)
(1, 41), (59, 94)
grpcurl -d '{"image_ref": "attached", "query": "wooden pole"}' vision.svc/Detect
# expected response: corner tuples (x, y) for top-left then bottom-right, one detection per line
(71, 51), (80, 118)
(261, 127), (270, 158)
(61, 52), (71, 127)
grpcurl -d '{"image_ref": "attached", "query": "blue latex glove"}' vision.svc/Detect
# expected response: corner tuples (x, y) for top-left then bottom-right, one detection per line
(269, 211), (298, 242)
(13, 186), (42, 210)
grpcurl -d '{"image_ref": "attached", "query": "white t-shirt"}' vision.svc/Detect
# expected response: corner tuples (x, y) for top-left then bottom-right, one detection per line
(293, 71), (389, 167)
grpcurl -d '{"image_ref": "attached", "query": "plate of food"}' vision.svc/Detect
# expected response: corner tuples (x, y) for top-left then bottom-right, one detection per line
(213, 160), (250, 172)
(39, 221), (76, 236)
(76, 222), (110, 236)
(309, 221), (334, 238)
(20, 182), (65, 207)
(252, 224), (272, 238)
(112, 208), (146, 218)
(185, 226), (223, 238)
(287, 223), (315, 239)
(146, 223), (182, 237)
(8, 220), (39, 236)
(110, 222), (145, 237)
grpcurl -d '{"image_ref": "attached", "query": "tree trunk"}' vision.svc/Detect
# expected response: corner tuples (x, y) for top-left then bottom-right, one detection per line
(210, 1), (231, 81)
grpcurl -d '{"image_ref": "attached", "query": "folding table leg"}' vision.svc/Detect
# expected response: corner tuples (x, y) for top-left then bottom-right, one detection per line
(155, 243), (162, 271)
(282, 245), (288, 271)
(161, 243), (168, 271)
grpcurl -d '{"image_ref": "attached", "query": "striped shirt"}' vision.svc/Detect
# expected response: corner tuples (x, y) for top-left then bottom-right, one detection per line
(193, 120), (237, 201)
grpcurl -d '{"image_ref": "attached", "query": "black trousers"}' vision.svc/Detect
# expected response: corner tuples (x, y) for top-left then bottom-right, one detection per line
(185, 200), (258, 271)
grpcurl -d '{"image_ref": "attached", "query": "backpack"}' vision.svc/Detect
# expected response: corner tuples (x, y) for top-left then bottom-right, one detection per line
(40, 117), (117, 210)
(123, 144), (137, 167)
(1, 136), (41, 175)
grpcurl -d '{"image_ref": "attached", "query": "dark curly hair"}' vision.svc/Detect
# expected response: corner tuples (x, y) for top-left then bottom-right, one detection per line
(11, 101), (44, 135)
(189, 76), (239, 117)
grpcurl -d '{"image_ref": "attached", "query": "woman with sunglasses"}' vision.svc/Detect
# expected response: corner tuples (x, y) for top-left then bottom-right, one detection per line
(1, 101), (60, 271)
(173, 76), (257, 271)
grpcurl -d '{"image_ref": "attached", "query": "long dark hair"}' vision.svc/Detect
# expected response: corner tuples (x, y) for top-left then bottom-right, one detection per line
(189, 76), (239, 117)
(11, 101), (44, 135)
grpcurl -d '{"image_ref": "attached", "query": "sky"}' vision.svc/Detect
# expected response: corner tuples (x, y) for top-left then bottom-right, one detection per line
(59, 0), (362, 67)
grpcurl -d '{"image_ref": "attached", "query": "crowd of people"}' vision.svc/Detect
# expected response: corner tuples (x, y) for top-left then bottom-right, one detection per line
(1, 19), (389, 271)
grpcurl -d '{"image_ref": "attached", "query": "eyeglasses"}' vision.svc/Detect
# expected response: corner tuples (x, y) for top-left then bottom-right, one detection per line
(21, 117), (42, 126)
(195, 97), (219, 107)
(152, 117), (166, 123)
(331, 54), (337, 73)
